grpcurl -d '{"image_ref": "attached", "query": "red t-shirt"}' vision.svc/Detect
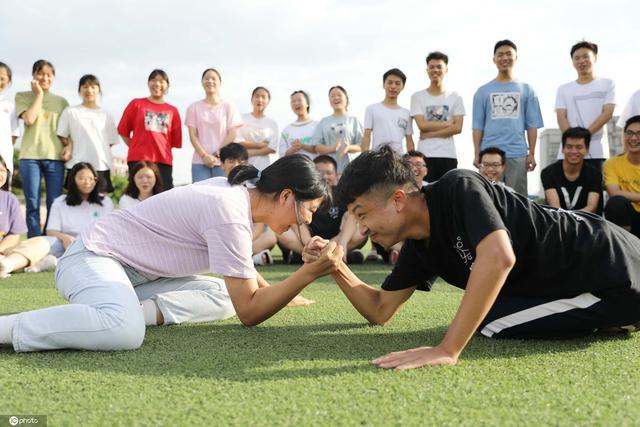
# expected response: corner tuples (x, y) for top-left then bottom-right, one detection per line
(117, 98), (182, 165)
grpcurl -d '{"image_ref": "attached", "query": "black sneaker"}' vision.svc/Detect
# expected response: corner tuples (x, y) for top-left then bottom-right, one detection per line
(346, 249), (365, 265)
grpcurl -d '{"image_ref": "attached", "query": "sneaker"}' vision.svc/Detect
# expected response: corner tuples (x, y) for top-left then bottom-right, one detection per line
(25, 255), (58, 273)
(390, 249), (400, 265)
(346, 249), (365, 265)
(252, 250), (274, 266)
(366, 248), (380, 261)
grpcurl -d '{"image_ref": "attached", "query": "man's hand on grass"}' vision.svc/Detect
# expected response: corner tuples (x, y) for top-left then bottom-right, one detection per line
(371, 345), (458, 370)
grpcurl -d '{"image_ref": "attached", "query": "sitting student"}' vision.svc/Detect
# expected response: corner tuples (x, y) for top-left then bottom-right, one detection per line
(477, 147), (514, 192)
(0, 162), (114, 275)
(219, 143), (275, 265)
(604, 115), (640, 237)
(310, 146), (640, 370)
(219, 142), (249, 176)
(278, 155), (366, 264)
(541, 127), (602, 214)
(404, 151), (429, 186)
(0, 155), (28, 277)
(118, 161), (164, 210)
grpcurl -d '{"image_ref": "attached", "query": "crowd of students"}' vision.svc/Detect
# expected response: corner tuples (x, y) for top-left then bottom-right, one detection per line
(1, 38), (640, 366)
(1, 39), (640, 266)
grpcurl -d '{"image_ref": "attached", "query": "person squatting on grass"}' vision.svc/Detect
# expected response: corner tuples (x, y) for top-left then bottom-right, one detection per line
(0, 154), (343, 352)
(302, 146), (640, 370)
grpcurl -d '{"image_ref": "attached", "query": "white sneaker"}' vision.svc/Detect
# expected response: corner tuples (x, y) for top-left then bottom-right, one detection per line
(25, 255), (58, 273)
(252, 250), (274, 266)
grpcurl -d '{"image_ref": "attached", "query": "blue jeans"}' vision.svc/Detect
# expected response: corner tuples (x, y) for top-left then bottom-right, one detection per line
(19, 159), (65, 237)
(191, 164), (225, 183)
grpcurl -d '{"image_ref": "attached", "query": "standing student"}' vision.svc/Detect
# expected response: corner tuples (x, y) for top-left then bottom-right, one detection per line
(362, 68), (414, 155)
(0, 62), (19, 178)
(306, 146), (640, 370)
(118, 161), (163, 210)
(555, 41), (615, 173)
(57, 74), (119, 193)
(118, 69), (182, 190)
(411, 52), (465, 182)
(237, 87), (279, 171)
(541, 127), (602, 214)
(312, 86), (363, 174)
(279, 90), (318, 159)
(618, 89), (640, 129)
(0, 155), (342, 352)
(15, 60), (69, 237)
(185, 68), (242, 182)
(472, 40), (543, 195)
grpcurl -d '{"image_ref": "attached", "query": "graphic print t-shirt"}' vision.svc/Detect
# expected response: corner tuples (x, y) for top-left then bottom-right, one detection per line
(541, 161), (602, 211)
(382, 169), (640, 298)
(117, 98), (182, 165)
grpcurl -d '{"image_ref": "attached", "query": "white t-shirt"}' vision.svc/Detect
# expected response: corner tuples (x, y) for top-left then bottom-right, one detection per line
(237, 113), (279, 171)
(57, 105), (120, 170)
(410, 90), (465, 159)
(279, 120), (318, 158)
(618, 89), (640, 129)
(118, 194), (140, 210)
(363, 103), (413, 154)
(48, 194), (114, 236)
(555, 78), (616, 159)
(0, 93), (19, 173)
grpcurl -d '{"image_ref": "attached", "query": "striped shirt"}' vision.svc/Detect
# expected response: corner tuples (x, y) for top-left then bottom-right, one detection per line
(83, 177), (256, 279)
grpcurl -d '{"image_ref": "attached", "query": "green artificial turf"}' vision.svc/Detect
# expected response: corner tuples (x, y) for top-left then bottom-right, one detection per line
(1, 265), (639, 426)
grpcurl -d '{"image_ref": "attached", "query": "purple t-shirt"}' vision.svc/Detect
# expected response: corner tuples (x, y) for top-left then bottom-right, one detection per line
(82, 177), (256, 279)
(0, 190), (27, 239)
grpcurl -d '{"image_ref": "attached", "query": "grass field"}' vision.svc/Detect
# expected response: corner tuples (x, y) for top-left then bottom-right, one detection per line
(1, 263), (639, 426)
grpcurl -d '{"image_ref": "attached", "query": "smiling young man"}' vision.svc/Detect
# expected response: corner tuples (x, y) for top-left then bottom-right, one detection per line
(472, 40), (543, 195)
(604, 115), (640, 237)
(555, 41), (615, 173)
(319, 146), (640, 370)
(410, 51), (465, 182)
(541, 127), (602, 213)
(362, 68), (414, 155)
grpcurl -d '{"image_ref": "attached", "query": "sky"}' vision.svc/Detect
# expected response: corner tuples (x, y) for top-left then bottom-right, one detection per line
(2, 0), (639, 192)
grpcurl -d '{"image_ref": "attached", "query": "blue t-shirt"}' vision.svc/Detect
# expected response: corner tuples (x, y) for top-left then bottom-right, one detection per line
(472, 80), (544, 158)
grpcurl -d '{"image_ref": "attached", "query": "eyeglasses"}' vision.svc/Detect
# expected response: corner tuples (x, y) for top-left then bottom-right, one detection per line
(625, 130), (640, 139)
(480, 162), (504, 169)
(408, 161), (427, 169)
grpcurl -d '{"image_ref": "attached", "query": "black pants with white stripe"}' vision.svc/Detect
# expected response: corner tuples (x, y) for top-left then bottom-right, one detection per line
(479, 287), (640, 339)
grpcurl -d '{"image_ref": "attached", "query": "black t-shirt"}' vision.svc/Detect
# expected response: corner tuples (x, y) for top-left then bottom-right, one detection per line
(541, 160), (602, 211)
(382, 169), (640, 298)
(309, 186), (344, 239)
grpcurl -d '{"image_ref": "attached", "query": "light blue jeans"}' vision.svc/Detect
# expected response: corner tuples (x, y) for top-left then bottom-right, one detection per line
(11, 240), (236, 352)
(191, 164), (225, 183)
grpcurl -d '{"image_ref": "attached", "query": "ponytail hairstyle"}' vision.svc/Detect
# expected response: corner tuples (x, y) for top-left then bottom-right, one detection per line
(228, 154), (328, 202)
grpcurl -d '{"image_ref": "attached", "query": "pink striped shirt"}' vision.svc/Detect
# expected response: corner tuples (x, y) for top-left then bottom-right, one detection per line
(82, 177), (256, 279)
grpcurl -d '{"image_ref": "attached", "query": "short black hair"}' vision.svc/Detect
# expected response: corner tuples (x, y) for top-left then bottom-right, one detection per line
(404, 150), (427, 164)
(494, 39), (517, 54)
(148, 69), (169, 84)
(570, 41), (598, 57)
(479, 147), (506, 165)
(252, 86), (271, 99)
(0, 155), (9, 191)
(291, 90), (310, 113)
(78, 74), (101, 94)
(313, 154), (338, 171)
(561, 127), (591, 149)
(32, 59), (55, 76)
(426, 51), (448, 65)
(624, 115), (640, 131)
(335, 146), (416, 209)
(383, 68), (406, 85)
(220, 142), (248, 163)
